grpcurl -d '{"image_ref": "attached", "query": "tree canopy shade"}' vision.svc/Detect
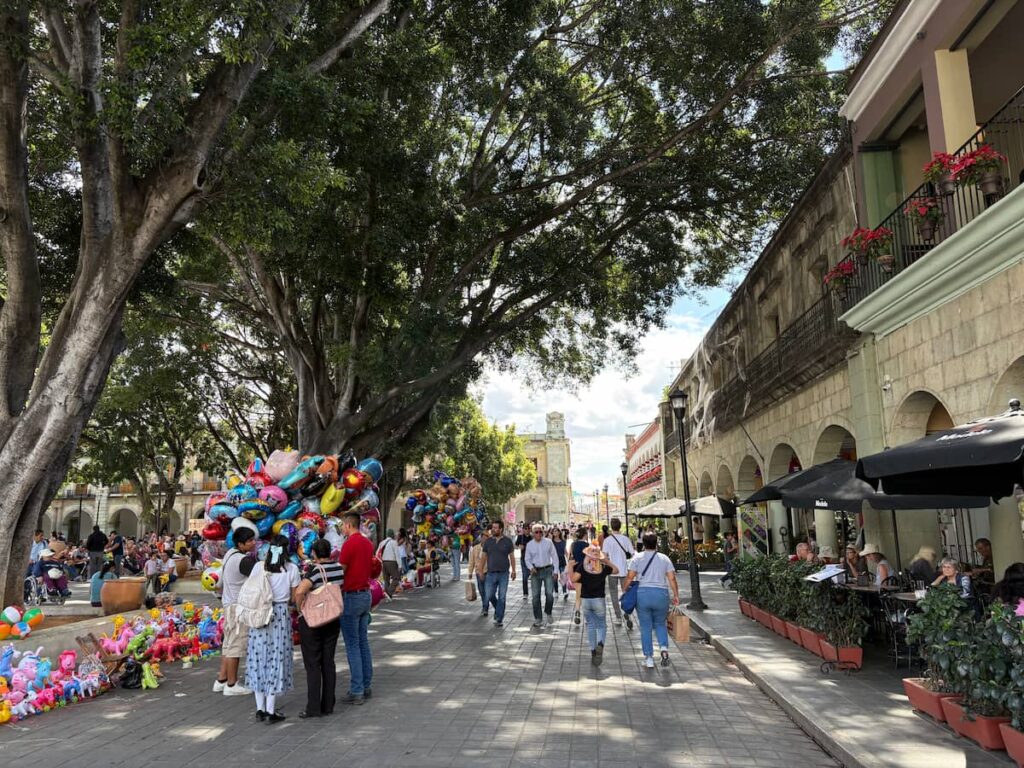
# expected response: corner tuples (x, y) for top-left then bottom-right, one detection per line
(186, 0), (881, 465)
(0, 0), (889, 607)
(405, 398), (537, 508)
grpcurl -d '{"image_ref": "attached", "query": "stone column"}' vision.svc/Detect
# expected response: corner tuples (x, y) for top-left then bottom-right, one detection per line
(813, 509), (837, 556)
(768, 501), (788, 556)
(990, 498), (1024, 577)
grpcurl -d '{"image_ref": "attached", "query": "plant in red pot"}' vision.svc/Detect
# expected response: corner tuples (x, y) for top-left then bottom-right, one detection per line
(820, 584), (868, 671)
(938, 596), (1013, 751)
(904, 584), (971, 723)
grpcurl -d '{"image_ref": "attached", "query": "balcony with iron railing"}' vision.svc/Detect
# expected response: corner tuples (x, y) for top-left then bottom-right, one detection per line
(838, 85), (1024, 311)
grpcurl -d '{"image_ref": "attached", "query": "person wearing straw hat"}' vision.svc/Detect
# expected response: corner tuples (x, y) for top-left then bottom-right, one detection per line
(859, 543), (892, 586)
(572, 543), (619, 665)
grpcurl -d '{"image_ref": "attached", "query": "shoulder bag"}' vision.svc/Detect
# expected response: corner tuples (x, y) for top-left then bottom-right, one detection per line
(619, 554), (657, 615)
(301, 562), (344, 627)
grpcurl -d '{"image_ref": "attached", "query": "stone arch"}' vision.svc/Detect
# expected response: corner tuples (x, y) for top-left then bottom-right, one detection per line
(890, 390), (954, 446)
(988, 356), (1024, 414)
(110, 507), (140, 538)
(40, 512), (54, 536)
(767, 442), (802, 481)
(698, 471), (714, 497)
(736, 455), (762, 500)
(813, 425), (858, 464)
(716, 464), (735, 501)
(65, 510), (93, 544)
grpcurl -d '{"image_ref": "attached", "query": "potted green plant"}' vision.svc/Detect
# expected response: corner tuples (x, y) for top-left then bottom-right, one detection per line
(953, 144), (1006, 198)
(993, 599), (1024, 765)
(820, 585), (868, 670)
(782, 561), (816, 645)
(823, 260), (857, 300)
(904, 584), (970, 722)
(766, 557), (791, 637)
(940, 601), (1012, 750)
(797, 575), (830, 657)
(923, 152), (957, 196)
(730, 556), (754, 617)
(903, 196), (944, 242)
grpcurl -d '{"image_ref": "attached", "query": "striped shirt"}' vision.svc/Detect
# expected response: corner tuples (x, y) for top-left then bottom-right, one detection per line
(302, 560), (345, 588)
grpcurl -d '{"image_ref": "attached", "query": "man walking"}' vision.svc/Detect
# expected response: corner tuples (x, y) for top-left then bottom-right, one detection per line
(375, 528), (401, 597)
(85, 525), (108, 578)
(339, 512), (374, 703)
(721, 531), (739, 586)
(470, 529), (490, 614)
(450, 535), (462, 582)
(524, 524), (558, 627)
(482, 520), (516, 628)
(213, 527), (256, 696)
(602, 518), (635, 629)
(514, 524), (530, 598)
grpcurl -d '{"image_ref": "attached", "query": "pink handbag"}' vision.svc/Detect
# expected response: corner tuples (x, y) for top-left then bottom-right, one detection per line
(301, 563), (344, 627)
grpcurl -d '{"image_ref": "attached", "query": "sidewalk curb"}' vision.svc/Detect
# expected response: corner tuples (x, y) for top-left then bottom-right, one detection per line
(688, 612), (863, 768)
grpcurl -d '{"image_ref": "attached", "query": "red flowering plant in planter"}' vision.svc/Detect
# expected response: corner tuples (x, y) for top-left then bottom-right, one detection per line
(922, 152), (957, 195)
(903, 196), (944, 242)
(823, 260), (857, 298)
(952, 144), (1006, 196)
(841, 226), (894, 269)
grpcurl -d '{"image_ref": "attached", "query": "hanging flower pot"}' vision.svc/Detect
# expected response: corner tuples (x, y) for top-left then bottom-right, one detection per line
(978, 170), (1004, 198)
(937, 174), (957, 196)
(876, 254), (895, 273)
(904, 196), (943, 243)
(923, 153), (957, 196)
(952, 144), (1007, 200)
(823, 260), (856, 301)
(831, 282), (848, 300)
(917, 219), (936, 241)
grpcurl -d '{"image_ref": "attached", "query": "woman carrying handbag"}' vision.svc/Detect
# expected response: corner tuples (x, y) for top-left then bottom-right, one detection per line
(295, 538), (345, 718)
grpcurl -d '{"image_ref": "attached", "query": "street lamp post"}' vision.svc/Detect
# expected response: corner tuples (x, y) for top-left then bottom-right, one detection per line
(603, 483), (609, 527)
(669, 387), (707, 611)
(620, 461), (629, 537)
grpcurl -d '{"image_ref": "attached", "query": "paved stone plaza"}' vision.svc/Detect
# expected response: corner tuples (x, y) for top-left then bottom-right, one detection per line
(1, 579), (836, 768)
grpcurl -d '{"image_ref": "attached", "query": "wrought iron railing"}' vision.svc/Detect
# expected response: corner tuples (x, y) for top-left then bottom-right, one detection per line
(839, 84), (1024, 309)
(711, 292), (858, 432)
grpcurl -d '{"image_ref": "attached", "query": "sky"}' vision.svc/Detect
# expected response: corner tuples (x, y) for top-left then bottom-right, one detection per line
(479, 287), (732, 497)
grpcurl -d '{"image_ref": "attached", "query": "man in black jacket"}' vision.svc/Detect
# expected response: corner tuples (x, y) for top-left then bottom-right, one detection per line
(85, 525), (108, 577)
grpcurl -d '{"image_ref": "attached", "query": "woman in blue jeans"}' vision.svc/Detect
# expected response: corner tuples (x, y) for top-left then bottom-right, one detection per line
(572, 544), (619, 665)
(622, 533), (680, 668)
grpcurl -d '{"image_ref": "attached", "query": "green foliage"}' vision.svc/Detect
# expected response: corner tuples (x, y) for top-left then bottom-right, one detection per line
(989, 600), (1024, 729)
(821, 585), (869, 647)
(906, 584), (975, 692)
(405, 397), (537, 507)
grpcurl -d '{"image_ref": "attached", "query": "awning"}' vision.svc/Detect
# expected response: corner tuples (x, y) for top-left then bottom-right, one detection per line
(630, 498), (688, 518)
(857, 408), (1024, 500)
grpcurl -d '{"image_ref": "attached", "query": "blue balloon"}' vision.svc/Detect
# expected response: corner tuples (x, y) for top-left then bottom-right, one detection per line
(228, 483), (258, 504)
(357, 457), (384, 483)
(405, 496), (416, 512)
(257, 541), (270, 561)
(256, 513), (276, 536)
(211, 503), (239, 520)
(225, 531), (236, 549)
(278, 500), (301, 520)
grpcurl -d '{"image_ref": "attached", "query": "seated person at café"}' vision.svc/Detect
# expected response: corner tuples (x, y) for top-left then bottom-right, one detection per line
(993, 562), (1024, 605)
(859, 544), (892, 585)
(972, 537), (995, 594)
(794, 542), (819, 565)
(931, 557), (972, 598)
(843, 545), (866, 579)
(907, 546), (938, 586)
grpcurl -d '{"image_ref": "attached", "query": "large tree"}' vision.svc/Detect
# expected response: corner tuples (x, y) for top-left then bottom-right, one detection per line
(187, 0), (879, 463)
(0, 0), (390, 604)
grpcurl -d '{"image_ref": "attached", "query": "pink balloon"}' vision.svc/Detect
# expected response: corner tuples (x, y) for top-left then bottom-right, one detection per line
(369, 580), (385, 608)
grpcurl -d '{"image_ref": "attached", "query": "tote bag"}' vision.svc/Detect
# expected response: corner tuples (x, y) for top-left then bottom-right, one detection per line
(620, 554), (657, 615)
(301, 563), (344, 627)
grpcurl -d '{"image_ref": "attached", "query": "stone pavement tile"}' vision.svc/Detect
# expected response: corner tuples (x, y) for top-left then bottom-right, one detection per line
(9, 574), (835, 768)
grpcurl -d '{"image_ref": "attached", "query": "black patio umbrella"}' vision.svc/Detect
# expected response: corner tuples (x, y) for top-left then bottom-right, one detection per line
(857, 408), (1024, 500)
(740, 458), (852, 505)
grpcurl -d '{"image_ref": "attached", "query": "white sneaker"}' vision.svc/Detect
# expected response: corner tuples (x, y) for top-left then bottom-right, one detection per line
(223, 683), (252, 696)
(212, 680), (226, 693)
(615, 619), (623, 627)
(644, 656), (655, 669)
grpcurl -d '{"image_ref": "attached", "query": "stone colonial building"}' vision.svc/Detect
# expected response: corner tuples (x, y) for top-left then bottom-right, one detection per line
(508, 412), (573, 525)
(664, 0), (1024, 574)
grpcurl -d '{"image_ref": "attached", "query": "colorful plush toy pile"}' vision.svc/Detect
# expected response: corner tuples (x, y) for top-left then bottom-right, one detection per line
(198, 449), (386, 586)
(0, 602), (222, 724)
(405, 471), (487, 548)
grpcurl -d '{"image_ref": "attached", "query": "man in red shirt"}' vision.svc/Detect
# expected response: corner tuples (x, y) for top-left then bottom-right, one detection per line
(338, 512), (374, 704)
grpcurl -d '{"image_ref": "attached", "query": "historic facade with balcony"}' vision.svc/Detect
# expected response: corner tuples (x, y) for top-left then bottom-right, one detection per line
(508, 412), (573, 525)
(661, 0), (1024, 572)
(622, 419), (665, 508)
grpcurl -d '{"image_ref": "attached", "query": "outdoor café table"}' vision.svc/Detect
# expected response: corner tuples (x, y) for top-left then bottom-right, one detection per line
(841, 584), (898, 594)
(893, 592), (922, 603)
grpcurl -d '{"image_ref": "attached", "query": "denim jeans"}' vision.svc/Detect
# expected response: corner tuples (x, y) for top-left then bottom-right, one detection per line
(607, 576), (625, 619)
(339, 590), (373, 695)
(636, 587), (670, 658)
(451, 547), (461, 580)
(484, 571), (510, 623)
(520, 554), (529, 595)
(529, 566), (554, 620)
(582, 597), (607, 650)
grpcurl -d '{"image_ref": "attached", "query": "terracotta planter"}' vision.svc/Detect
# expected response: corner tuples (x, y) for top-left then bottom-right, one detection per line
(998, 723), (1024, 767)
(770, 614), (788, 637)
(876, 253), (895, 273)
(978, 171), (1004, 198)
(902, 678), (959, 723)
(738, 598), (751, 618)
(100, 577), (147, 615)
(174, 557), (188, 578)
(820, 641), (863, 670)
(785, 621), (802, 644)
(941, 698), (1010, 751)
(755, 608), (771, 628)
(799, 627), (822, 657)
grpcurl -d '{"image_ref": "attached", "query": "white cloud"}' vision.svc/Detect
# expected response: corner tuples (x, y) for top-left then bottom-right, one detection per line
(478, 303), (717, 494)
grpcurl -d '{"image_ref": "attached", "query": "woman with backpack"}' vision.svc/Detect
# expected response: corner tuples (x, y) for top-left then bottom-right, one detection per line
(294, 538), (345, 718)
(621, 533), (680, 669)
(245, 534), (301, 722)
